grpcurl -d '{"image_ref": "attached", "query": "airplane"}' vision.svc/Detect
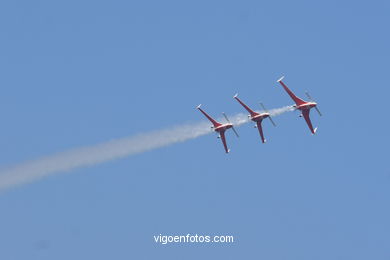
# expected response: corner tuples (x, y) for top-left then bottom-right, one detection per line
(196, 104), (239, 153)
(233, 94), (276, 143)
(277, 76), (322, 134)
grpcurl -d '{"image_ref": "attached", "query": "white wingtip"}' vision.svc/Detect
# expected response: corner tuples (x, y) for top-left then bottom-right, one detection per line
(313, 127), (318, 134)
(196, 104), (202, 109)
(233, 93), (238, 98)
(277, 76), (285, 82)
(227, 149), (230, 153)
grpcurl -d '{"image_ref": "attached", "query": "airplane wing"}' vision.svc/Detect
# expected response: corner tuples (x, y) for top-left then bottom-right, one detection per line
(277, 77), (307, 106)
(302, 109), (316, 134)
(219, 131), (230, 153)
(256, 120), (266, 143)
(233, 94), (258, 117)
(197, 105), (222, 128)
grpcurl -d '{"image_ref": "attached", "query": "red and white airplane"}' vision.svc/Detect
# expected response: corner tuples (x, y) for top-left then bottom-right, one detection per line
(233, 94), (276, 143)
(277, 76), (322, 134)
(196, 104), (239, 153)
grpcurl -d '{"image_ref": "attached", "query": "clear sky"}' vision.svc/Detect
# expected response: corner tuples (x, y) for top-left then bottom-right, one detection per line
(0, 0), (389, 259)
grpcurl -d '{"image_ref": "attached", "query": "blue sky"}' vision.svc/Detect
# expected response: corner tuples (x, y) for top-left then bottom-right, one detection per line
(0, 0), (389, 259)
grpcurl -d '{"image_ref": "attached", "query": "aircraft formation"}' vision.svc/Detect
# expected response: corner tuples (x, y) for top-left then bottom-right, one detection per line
(197, 76), (322, 153)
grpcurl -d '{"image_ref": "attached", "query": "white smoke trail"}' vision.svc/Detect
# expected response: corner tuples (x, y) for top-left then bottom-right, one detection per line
(0, 106), (293, 191)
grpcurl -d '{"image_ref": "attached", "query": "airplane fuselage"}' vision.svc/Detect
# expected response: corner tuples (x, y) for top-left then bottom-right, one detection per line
(295, 101), (317, 111)
(214, 123), (233, 132)
(251, 113), (270, 122)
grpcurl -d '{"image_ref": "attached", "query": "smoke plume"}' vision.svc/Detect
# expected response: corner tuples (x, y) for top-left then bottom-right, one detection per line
(0, 106), (293, 191)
